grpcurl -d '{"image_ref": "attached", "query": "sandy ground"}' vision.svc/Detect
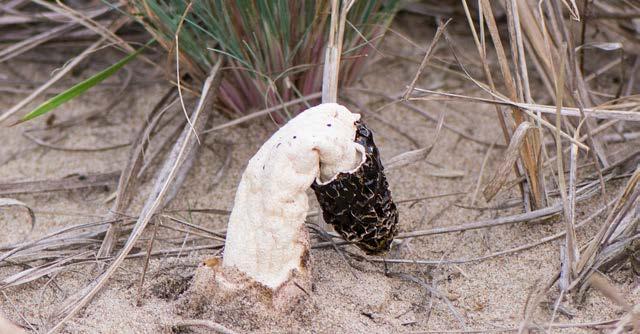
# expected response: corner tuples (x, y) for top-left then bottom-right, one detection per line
(1, 14), (639, 334)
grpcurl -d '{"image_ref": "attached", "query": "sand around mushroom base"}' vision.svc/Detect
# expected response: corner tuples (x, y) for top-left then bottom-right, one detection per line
(179, 259), (314, 331)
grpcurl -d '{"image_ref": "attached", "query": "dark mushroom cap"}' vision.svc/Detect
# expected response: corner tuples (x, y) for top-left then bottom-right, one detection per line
(312, 121), (399, 255)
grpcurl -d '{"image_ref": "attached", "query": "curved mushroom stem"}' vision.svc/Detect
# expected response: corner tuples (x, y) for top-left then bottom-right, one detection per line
(221, 103), (365, 290)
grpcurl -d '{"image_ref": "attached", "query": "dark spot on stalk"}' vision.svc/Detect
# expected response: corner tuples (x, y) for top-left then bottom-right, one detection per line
(276, 143), (281, 148)
(326, 123), (332, 127)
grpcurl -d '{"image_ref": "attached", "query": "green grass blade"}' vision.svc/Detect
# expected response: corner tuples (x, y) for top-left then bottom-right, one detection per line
(15, 41), (153, 125)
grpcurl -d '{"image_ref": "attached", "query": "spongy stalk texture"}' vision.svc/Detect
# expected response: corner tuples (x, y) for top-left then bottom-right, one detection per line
(222, 103), (364, 289)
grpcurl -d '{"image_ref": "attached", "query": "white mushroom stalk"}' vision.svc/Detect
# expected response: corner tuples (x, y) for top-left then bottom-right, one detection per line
(222, 103), (366, 289)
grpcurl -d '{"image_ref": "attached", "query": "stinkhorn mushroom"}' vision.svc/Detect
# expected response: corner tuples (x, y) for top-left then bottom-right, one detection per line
(200, 103), (398, 306)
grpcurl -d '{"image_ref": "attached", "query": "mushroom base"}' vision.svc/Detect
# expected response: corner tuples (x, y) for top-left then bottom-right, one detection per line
(181, 259), (313, 324)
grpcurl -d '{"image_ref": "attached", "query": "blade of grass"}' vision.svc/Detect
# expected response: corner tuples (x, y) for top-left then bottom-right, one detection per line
(0, 17), (129, 123)
(9, 40), (153, 125)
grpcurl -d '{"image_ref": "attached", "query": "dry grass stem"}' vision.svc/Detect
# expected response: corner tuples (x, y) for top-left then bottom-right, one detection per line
(48, 60), (223, 333)
(483, 122), (534, 201)
(0, 172), (120, 196)
(403, 18), (451, 100)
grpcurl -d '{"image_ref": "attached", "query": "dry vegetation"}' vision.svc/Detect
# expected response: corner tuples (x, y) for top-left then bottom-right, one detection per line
(0, 0), (639, 333)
